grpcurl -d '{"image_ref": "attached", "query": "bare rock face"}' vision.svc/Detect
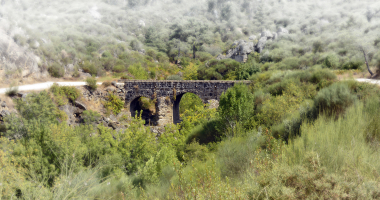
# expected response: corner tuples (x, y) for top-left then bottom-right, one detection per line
(277, 27), (289, 37)
(218, 28), (285, 62)
(261, 30), (274, 39)
(0, 30), (42, 78)
(249, 35), (257, 41)
(255, 37), (268, 53)
(217, 40), (254, 62)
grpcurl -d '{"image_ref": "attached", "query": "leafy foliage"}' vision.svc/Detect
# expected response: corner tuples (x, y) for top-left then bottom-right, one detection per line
(314, 82), (357, 115)
(86, 77), (97, 91)
(50, 83), (81, 105)
(219, 84), (255, 129)
(103, 93), (124, 115)
(82, 110), (101, 125)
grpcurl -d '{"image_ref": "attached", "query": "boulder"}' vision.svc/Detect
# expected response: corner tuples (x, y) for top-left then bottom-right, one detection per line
(105, 86), (116, 92)
(0, 110), (10, 117)
(74, 101), (87, 110)
(111, 81), (117, 87)
(277, 27), (289, 37)
(261, 30), (274, 39)
(0, 30), (41, 78)
(217, 40), (254, 63)
(1, 101), (6, 108)
(255, 37), (268, 53)
(61, 104), (76, 125)
(272, 32), (278, 40)
(65, 64), (75, 74)
(80, 72), (92, 78)
(249, 35), (257, 41)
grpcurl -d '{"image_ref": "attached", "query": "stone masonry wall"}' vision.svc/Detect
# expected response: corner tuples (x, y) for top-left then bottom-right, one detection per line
(123, 80), (250, 126)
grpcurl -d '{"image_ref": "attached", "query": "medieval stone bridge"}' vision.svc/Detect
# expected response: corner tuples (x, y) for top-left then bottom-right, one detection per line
(123, 80), (249, 126)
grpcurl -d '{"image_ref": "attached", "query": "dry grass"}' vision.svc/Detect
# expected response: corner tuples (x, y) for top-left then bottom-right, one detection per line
(0, 94), (16, 111)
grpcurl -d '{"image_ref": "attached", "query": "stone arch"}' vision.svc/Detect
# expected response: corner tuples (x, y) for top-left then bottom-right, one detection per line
(129, 96), (158, 125)
(173, 92), (205, 124)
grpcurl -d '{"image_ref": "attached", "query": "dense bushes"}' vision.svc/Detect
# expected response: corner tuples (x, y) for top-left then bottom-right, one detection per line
(197, 59), (240, 80)
(82, 110), (101, 125)
(219, 84), (255, 130)
(103, 93), (124, 114)
(86, 77), (97, 91)
(48, 63), (65, 78)
(5, 84), (18, 97)
(50, 84), (81, 105)
(314, 83), (357, 115)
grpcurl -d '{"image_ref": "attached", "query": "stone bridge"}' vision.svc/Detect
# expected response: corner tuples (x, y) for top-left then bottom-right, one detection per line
(123, 80), (249, 126)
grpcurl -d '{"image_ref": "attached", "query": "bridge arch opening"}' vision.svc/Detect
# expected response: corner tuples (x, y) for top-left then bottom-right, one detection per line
(130, 96), (158, 125)
(173, 93), (204, 124)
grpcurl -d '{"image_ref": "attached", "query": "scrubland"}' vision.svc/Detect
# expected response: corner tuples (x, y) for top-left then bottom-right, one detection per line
(2, 0), (380, 199)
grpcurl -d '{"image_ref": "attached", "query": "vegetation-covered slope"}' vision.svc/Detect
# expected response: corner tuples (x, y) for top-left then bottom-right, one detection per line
(2, 0), (380, 199)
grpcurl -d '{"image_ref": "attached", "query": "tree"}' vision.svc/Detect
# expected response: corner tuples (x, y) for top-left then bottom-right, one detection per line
(360, 46), (374, 76)
(218, 84), (255, 130)
(169, 20), (211, 60)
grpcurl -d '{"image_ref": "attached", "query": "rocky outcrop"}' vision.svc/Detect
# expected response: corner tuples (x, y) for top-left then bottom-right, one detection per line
(217, 28), (289, 62)
(0, 30), (44, 78)
(217, 40), (255, 62)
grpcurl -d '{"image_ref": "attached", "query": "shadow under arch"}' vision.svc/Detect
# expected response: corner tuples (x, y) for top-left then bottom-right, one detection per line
(173, 92), (204, 124)
(130, 96), (158, 125)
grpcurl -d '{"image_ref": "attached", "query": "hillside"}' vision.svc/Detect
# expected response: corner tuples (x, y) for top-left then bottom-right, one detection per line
(2, 0), (380, 199)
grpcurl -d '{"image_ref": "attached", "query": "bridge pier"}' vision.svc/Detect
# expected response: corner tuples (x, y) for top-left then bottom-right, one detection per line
(157, 96), (174, 126)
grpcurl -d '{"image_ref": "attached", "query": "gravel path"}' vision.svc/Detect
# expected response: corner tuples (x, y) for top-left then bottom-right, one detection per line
(0, 79), (379, 95)
(355, 78), (380, 85)
(0, 82), (102, 94)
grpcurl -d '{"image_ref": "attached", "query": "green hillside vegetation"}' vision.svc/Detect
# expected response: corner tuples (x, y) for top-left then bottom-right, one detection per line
(2, 68), (380, 198)
(2, 0), (380, 199)
(1, 0), (380, 80)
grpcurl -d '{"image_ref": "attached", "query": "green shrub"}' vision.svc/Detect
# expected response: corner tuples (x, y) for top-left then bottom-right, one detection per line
(278, 57), (300, 70)
(198, 59), (240, 80)
(312, 41), (324, 53)
(323, 54), (339, 68)
(5, 85), (19, 97)
(81, 61), (99, 76)
(139, 97), (156, 112)
(72, 66), (80, 78)
(342, 60), (362, 70)
(179, 93), (204, 115)
(102, 81), (112, 87)
(314, 82), (357, 115)
(128, 63), (148, 79)
(146, 49), (157, 59)
(50, 84), (81, 105)
(180, 57), (191, 67)
(48, 63), (65, 78)
(15, 91), (61, 122)
(310, 69), (336, 85)
(120, 75), (129, 79)
(102, 51), (112, 58)
(219, 84), (255, 130)
(101, 57), (116, 71)
(103, 93), (124, 114)
(186, 119), (223, 144)
(196, 52), (213, 62)
(217, 135), (262, 177)
(82, 110), (101, 125)
(236, 57), (261, 80)
(86, 77), (98, 91)
(112, 65), (126, 73)
(166, 75), (182, 80)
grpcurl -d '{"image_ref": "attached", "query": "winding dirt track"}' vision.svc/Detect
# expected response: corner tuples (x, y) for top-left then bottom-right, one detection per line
(0, 82), (102, 94)
(355, 78), (380, 85)
(0, 79), (379, 95)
